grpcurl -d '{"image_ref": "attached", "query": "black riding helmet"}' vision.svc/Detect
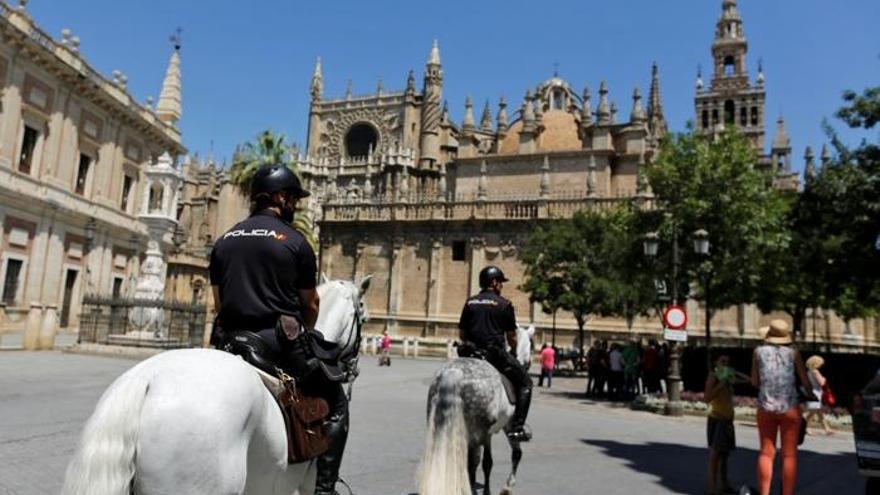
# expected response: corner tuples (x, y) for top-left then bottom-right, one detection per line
(250, 164), (310, 200)
(479, 265), (509, 289)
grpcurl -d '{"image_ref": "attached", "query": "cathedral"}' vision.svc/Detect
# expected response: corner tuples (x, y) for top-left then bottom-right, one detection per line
(302, 0), (872, 348)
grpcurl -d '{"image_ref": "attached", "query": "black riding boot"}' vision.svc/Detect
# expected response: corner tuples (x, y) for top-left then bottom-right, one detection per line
(314, 383), (349, 495)
(507, 384), (533, 442)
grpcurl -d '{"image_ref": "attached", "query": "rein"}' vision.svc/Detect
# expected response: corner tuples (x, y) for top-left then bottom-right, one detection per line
(334, 288), (364, 400)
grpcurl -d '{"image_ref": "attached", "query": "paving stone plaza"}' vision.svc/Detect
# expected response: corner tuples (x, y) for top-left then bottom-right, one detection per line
(0, 351), (861, 494)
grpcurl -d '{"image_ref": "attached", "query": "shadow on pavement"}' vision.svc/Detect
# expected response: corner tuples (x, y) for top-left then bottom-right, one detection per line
(581, 438), (860, 495)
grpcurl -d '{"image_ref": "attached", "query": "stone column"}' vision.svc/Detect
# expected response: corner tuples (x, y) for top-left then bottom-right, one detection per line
(0, 302), (6, 332)
(0, 64), (24, 166)
(387, 236), (405, 334)
(38, 304), (58, 349)
(468, 237), (486, 296)
(318, 234), (334, 278)
(353, 236), (369, 280)
(425, 236), (443, 334)
(23, 303), (42, 350)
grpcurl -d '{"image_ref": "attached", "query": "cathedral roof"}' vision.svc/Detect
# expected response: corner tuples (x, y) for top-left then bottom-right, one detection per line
(498, 110), (581, 155)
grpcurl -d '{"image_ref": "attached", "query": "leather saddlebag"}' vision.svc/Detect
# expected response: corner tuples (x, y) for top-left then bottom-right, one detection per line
(278, 387), (330, 463)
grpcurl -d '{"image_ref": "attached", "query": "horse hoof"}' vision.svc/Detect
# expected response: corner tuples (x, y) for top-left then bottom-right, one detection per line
(499, 487), (512, 495)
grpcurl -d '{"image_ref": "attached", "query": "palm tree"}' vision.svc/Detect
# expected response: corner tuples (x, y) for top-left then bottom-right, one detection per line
(228, 130), (318, 252)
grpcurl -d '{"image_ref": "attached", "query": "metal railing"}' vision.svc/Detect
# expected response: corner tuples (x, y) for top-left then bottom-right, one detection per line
(78, 295), (207, 348)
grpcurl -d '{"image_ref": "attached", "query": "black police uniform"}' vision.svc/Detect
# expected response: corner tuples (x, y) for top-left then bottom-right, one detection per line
(209, 208), (348, 495)
(458, 289), (532, 433)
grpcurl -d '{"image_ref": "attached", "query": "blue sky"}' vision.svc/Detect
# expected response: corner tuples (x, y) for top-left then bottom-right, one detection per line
(30, 0), (879, 172)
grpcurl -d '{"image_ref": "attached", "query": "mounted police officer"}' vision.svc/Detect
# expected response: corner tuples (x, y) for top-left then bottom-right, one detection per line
(458, 265), (533, 442)
(209, 164), (349, 495)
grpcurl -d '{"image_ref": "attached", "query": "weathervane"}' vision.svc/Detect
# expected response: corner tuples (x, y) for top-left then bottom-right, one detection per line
(170, 27), (182, 51)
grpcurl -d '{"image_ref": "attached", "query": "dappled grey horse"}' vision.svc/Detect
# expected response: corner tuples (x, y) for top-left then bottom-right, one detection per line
(417, 326), (531, 495)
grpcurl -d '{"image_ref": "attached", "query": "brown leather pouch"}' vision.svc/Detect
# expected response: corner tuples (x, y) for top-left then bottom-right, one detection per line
(279, 387), (330, 463)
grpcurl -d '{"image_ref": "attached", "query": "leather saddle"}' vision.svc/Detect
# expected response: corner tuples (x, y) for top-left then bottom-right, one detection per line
(222, 327), (347, 383)
(222, 332), (330, 464)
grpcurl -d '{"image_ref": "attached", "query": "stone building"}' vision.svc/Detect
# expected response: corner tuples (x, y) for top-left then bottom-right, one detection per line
(307, 0), (878, 350)
(0, 2), (188, 349)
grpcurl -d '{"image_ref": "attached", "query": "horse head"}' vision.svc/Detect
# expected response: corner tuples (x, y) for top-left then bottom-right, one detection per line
(315, 275), (372, 353)
(515, 324), (535, 367)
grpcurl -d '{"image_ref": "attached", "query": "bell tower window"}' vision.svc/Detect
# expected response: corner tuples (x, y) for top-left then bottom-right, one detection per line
(344, 123), (378, 159)
(723, 56), (736, 76)
(724, 100), (735, 125)
(739, 107), (748, 126)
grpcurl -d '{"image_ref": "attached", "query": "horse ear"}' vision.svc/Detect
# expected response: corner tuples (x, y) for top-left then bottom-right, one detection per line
(320, 272), (330, 285)
(358, 274), (373, 294)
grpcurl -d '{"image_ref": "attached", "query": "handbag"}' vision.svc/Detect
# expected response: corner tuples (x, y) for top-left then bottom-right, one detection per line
(278, 383), (330, 464)
(821, 383), (837, 407)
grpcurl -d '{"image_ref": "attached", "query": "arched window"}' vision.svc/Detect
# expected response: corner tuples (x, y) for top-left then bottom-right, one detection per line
(740, 107), (748, 126)
(553, 89), (565, 110)
(344, 123), (378, 159)
(723, 56), (736, 76)
(724, 100), (735, 125)
(702, 110), (709, 129)
(750, 107), (759, 126)
(711, 109), (719, 125)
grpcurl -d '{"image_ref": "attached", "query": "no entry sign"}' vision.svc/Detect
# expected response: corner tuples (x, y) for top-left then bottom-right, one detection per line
(663, 305), (688, 330)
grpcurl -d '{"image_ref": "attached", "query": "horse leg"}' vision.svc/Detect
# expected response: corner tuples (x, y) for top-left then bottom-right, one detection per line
(467, 445), (481, 495)
(481, 440), (493, 495)
(500, 438), (523, 495)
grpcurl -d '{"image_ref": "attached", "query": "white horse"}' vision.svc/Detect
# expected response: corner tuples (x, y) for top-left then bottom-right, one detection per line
(61, 276), (371, 495)
(419, 325), (533, 495)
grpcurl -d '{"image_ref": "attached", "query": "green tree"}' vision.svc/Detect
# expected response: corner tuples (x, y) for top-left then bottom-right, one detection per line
(521, 207), (655, 355)
(228, 130), (317, 251)
(648, 127), (790, 319)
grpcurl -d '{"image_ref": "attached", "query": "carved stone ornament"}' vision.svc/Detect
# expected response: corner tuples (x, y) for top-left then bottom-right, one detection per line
(469, 236), (486, 249)
(322, 107), (402, 160)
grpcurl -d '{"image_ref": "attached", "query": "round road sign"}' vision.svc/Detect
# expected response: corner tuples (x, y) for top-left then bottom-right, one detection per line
(663, 305), (688, 330)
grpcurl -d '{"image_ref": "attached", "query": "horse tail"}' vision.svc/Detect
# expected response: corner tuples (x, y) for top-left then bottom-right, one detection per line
(61, 363), (152, 495)
(417, 366), (470, 495)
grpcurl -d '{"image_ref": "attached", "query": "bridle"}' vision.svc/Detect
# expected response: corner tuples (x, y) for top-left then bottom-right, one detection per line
(334, 282), (365, 400)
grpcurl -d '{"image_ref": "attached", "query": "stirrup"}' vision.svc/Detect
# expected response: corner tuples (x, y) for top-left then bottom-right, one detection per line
(506, 425), (532, 442)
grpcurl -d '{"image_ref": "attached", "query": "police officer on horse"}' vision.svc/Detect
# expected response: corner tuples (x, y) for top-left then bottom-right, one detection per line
(458, 265), (533, 442)
(209, 164), (349, 495)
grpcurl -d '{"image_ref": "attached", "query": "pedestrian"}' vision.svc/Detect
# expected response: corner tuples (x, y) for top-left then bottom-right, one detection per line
(642, 341), (660, 394)
(379, 329), (392, 366)
(609, 343), (624, 399)
(586, 341), (599, 395)
(705, 354), (749, 495)
(539, 343), (556, 388)
(622, 340), (641, 399)
(750, 319), (812, 495)
(804, 355), (833, 435)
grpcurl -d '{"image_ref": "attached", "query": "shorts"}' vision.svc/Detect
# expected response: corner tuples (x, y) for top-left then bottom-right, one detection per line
(707, 417), (736, 454)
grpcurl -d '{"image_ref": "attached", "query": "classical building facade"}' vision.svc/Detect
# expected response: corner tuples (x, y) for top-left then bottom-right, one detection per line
(308, 0), (878, 350)
(0, 2), (189, 349)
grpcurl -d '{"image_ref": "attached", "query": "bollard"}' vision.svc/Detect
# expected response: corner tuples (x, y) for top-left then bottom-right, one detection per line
(447, 340), (454, 360)
(23, 303), (43, 350)
(403, 338), (410, 358)
(413, 339), (420, 358)
(38, 304), (58, 350)
(371, 336), (379, 355)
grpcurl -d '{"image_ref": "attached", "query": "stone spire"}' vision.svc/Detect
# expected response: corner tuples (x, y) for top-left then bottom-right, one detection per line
(756, 58), (765, 86)
(534, 95), (544, 127)
(521, 90), (535, 131)
(363, 166), (374, 198)
(804, 146), (816, 185)
(630, 87), (646, 125)
(480, 100), (493, 132)
(587, 154), (597, 197)
(772, 116), (790, 150)
(771, 116), (792, 172)
(597, 81), (611, 125)
(428, 38), (441, 65)
(695, 64), (704, 91)
(405, 69), (416, 94)
(437, 163), (448, 200)
(540, 155), (551, 198)
(647, 62), (667, 137)
(610, 102), (618, 125)
(441, 100), (449, 124)
(376, 77), (384, 96)
(580, 85), (593, 127)
(345, 79), (353, 100)
(477, 160), (488, 200)
(419, 40), (443, 167)
(820, 144), (831, 168)
(310, 57), (323, 102)
(157, 36), (182, 125)
(462, 95), (475, 132)
(496, 96), (509, 136)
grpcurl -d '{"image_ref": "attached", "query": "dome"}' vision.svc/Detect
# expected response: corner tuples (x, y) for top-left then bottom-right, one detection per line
(498, 110), (582, 155)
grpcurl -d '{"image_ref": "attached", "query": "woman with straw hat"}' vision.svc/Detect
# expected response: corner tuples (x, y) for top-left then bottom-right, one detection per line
(749, 319), (811, 495)
(804, 355), (833, 436)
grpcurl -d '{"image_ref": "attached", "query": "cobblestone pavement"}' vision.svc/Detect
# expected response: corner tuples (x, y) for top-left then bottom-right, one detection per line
(0, 351), (862, 494)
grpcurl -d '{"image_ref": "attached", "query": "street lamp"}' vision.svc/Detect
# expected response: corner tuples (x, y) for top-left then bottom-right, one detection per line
(692, 229), (711, 371)
(643, 227), (684, 417)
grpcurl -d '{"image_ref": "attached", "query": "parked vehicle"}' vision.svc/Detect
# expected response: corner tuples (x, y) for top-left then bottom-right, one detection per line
(852, 369), (880, 494)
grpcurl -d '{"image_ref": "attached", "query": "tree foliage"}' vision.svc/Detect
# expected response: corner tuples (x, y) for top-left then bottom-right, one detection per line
(228, 130), (317, 252)
(648, 127), (790, 311)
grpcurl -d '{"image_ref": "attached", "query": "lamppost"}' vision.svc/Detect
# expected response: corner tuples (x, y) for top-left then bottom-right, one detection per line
(644, 225), (709, 417)
(692, 228), (711, 371)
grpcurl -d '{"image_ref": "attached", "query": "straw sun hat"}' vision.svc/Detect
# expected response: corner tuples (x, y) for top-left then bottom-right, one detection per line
(805, 355), (825, 370)
(760, 319), (792, 345)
